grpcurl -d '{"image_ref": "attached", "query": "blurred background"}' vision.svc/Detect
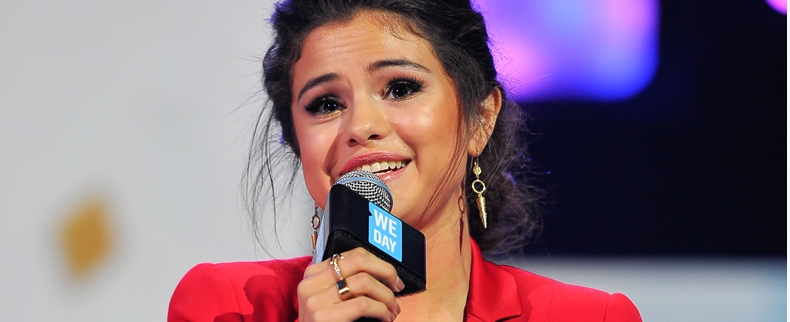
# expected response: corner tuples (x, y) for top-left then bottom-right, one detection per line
(0, 0), (785, 321)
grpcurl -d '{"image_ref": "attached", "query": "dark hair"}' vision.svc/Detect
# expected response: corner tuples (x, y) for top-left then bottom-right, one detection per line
(246, 0), (541, 255)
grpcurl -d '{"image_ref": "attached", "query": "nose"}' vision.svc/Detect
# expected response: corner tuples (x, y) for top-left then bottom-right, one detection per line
(341, 97), (390, 147)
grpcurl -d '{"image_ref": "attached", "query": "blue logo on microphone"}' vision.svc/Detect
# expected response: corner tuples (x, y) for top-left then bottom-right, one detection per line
(368, 202), (402, 262)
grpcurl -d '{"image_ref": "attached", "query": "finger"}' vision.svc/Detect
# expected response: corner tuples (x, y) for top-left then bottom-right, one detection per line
(297, 267), (337, 302)
(309, 272), (400, 315)
(303, 253), (350, 280)
(335, 248), (405, 292)
(313, 297), (396, 322)
(303, 258), (332, 279)
(303, 248), (405, 293)
(299, 260), (347, 300)
(344, 273), (399, 314)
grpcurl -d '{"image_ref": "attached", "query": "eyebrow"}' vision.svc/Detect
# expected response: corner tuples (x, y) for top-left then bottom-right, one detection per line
(297, 73), (339, 102)
(295, 59), (430, 101)
(367, 59), (431, 73)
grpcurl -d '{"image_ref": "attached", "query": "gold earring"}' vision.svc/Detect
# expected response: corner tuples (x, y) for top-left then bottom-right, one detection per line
(471, 160), (487, 229)
(311, 206), (321, 255)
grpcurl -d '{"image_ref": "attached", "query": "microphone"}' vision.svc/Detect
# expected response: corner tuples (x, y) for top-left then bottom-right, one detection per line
(313, 170), (427, 297)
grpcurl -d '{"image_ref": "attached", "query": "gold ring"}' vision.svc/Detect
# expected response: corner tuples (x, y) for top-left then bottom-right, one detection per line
(336, 279), (352, 300)
(330, 253), (344, 280)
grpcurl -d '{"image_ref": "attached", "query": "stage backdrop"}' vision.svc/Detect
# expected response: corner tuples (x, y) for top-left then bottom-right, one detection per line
(0, 1), (784, 321)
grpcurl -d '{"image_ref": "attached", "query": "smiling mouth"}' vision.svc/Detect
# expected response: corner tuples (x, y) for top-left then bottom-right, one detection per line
(354, 160), (408, 175)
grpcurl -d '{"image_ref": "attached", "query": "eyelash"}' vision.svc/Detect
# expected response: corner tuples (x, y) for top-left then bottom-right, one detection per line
(383, 77), (424, 100)
(304, 95), (343, 115)
(303, 77), (425, 116)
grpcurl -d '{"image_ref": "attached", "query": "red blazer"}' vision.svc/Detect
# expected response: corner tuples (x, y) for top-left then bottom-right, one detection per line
(169, 240), (642, 321)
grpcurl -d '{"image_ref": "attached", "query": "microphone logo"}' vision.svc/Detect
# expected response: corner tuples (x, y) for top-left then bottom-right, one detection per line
(368, 202), (402, 261)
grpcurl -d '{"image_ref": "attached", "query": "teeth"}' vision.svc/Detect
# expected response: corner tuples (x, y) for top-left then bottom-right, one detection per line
(355, 161), (406, 173)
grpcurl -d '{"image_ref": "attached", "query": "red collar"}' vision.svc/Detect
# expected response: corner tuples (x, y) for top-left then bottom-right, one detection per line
(465, 239), (523, 321)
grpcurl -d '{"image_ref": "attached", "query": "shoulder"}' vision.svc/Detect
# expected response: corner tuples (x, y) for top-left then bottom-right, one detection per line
(168, 256), (311, 322)
(496, 263), (642, 322)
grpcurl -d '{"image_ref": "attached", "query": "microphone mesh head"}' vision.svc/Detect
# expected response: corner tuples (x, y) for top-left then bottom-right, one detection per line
(335, 170), (393, 211)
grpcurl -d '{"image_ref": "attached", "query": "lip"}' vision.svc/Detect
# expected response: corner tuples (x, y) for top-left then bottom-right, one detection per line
(338, 152), (411, 181)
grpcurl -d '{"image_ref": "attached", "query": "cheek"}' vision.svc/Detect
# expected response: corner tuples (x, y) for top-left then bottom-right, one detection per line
(293, 115), (334, 207)
(402, 98), (462, 157)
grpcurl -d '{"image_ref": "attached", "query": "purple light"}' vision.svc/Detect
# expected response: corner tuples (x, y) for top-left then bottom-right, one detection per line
(766, 0), (787, 14)
(475, 0), (659, 102)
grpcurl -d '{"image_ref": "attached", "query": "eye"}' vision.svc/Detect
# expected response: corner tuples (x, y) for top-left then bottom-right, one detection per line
(305, 95), (345, 115)
(384, 78), (423, 100)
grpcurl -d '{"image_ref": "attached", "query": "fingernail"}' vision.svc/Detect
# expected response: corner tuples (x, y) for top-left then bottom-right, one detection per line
(395, 301), (401, 314)
(396, 276), (405, 291)
(390, 312), (397, 321)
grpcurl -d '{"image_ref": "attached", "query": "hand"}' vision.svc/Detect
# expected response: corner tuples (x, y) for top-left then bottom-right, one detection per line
(297, 247), (405, 322)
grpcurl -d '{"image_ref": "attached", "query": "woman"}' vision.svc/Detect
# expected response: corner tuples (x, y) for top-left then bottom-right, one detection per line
(169, 0), (642, 321)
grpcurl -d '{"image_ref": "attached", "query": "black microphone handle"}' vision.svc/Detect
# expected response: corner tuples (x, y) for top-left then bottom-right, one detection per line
(321, 185), (426, 295)
(322, 177), (427, 321)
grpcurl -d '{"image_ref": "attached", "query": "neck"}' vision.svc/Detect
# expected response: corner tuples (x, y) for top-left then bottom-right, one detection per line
(396, 190), (472, 321)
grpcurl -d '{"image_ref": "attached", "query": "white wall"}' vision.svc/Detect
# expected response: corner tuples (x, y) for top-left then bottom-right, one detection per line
(0, 1), (312, 320)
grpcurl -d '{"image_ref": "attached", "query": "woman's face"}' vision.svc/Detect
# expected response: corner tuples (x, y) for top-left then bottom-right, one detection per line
(291, 11), (473, 227)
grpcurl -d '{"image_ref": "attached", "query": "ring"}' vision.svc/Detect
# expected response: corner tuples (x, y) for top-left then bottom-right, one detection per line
(336, 279), (352, 300)
(330, 253), (344, 280)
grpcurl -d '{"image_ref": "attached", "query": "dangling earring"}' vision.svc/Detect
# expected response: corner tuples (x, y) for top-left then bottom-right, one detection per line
(471, 160), (488, 229)
(311, 205), (321, 255)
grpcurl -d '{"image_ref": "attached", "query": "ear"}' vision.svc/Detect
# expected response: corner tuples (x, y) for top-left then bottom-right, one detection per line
(467, 87), (503, 157)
